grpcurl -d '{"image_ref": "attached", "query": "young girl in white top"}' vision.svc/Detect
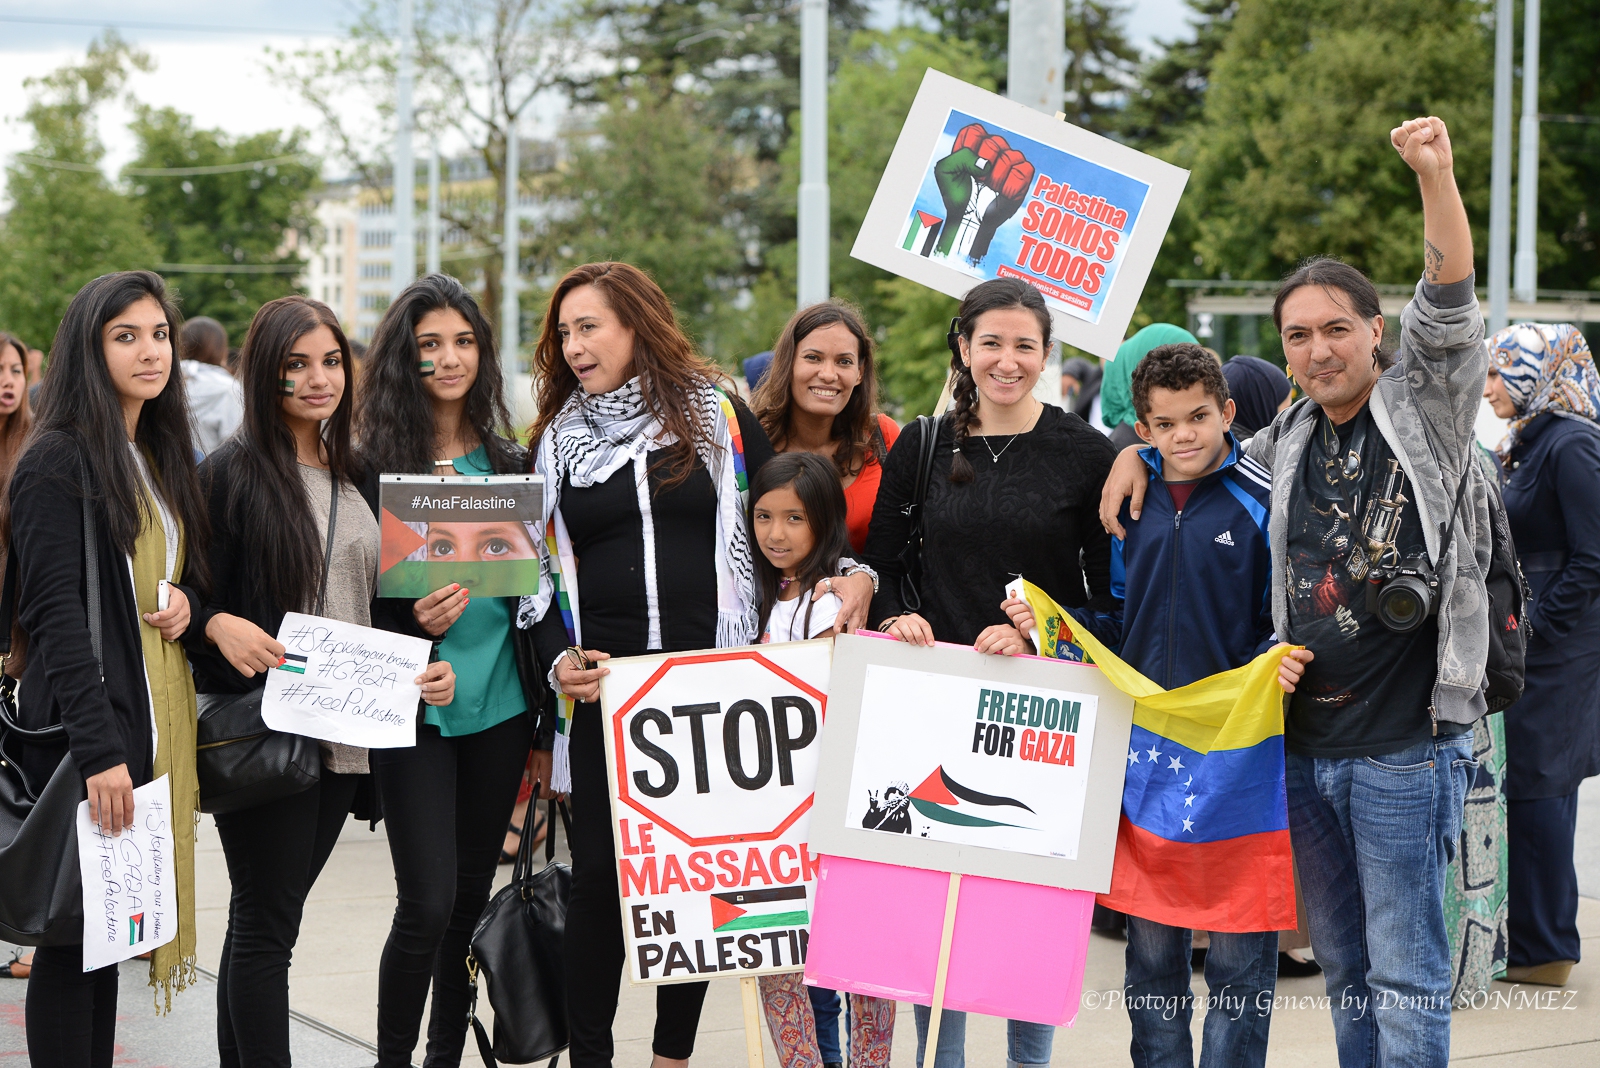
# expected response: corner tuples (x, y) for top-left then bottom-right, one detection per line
(750, 451), (898, 1068)
(752, 452), (849, 643)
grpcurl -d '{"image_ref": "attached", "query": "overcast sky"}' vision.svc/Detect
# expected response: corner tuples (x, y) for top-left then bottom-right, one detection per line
(0, 0), (1197, 182)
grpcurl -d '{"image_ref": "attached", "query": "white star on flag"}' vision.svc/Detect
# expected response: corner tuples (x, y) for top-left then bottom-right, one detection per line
(1181, 816), (1195, 833)
(1184, 776), (1193, 789)
(1168, 755), (1185, 774)
(1185, 793), (1196, 807)
(1128, 748), (1140, 766)
(1146, 744), (1163, 763)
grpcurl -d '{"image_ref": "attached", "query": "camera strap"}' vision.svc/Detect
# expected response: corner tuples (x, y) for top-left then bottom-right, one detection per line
(1435, 456), (1474, 568)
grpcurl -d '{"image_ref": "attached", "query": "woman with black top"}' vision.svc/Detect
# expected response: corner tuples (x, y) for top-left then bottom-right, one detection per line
(7, 271), (208, 1067)
(521, 262), (875, 1068)
(357, 274), (546, 1066)
(862, 278), (1117, 1068)
(189, 295), (456, 1068)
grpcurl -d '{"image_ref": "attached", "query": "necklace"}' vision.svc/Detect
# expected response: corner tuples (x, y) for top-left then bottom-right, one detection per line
(778, 577), (795, 591)
(981, 433), (1021, 464)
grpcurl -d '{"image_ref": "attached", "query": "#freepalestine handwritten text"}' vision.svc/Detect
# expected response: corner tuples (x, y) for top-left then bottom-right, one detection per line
(262, 614), (433, 748)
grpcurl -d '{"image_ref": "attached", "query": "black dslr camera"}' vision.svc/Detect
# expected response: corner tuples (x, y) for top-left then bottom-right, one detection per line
(1366, 554), (1440, 633)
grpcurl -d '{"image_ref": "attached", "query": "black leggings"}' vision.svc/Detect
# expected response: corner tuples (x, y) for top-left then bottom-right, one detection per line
(25, 943), (118, 1068)
(370, 714), (534, 1068)
(214, 770), (360, 1068)
(566, 704), (708, 1067)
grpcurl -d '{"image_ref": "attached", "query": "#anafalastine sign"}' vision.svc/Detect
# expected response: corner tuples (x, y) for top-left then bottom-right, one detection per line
(600, 640), (831, 984)
(851, 69), (1188, 360)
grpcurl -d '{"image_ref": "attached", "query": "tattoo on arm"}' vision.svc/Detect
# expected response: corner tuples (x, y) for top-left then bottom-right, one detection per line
(1424, 239), (1444, 282)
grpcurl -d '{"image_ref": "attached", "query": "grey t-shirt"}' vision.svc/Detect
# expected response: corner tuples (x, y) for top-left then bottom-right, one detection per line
(299, 464), (381, 773)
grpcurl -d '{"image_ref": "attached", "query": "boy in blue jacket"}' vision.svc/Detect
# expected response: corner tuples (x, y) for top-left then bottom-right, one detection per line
(1005, 343), (1311, 1068)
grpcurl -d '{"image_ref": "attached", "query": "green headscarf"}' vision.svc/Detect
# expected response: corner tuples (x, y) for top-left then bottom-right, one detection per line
(1100, 323), (1199, 430)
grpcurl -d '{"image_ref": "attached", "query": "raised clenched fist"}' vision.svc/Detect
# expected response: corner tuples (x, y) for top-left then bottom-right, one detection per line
(1390, 116), (1454, 182)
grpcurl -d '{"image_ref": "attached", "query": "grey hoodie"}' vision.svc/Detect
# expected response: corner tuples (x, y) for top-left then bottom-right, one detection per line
(1246, 276), (1490, 731)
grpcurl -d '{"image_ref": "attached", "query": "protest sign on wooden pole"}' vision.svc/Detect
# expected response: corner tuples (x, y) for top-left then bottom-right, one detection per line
(922, 872), (963, 1062)
(740, 976), (767, 1068)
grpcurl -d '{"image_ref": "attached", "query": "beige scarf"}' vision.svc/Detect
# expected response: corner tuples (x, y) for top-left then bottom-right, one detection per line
(130, 480), (199, 1011)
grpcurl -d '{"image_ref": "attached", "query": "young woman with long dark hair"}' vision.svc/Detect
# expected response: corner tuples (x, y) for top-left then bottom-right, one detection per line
(750, 301), (899, 553)
(862, 277), (1117, 1068)
(356, 274), (542, 1067)
(522, 262), (875, 1068)
(189, 295), (456, 1068)
(0, 332), (33, 476)
(5, 270), (207, 1067)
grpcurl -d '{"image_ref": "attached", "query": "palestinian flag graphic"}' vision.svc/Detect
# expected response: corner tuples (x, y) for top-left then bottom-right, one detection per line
(908, 766), (1035, 829)
(277, 653), (308, 675)
(128, 912), (145, 944)
(902, 210), (944, 256)
(709, 887), (808, 932)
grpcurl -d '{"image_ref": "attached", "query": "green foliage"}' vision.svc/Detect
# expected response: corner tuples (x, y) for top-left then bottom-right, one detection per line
(1181, 0), (1495, 286)
(902, 0), (1011, 84)
(128, 108), (320, 340)
(1536, 0), (1600, 292)
(1117, 0), (1237, 149)
(531, 89), (753, 358)
(0, 36), (159, 351)
(875, 277), (959, 417)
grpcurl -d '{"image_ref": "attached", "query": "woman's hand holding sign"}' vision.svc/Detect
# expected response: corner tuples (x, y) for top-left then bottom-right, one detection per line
(417, 660), (457, 706)
(207, 612), (287, 676)
(414, 583), (469, 636)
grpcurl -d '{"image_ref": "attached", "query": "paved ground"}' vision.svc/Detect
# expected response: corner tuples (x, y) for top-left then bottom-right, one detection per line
(5, 776), (1599, 1066)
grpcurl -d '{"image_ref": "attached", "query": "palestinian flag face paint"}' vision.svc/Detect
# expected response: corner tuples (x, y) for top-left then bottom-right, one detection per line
(418, 360), (435, 376)
(908, 766), (1035, 829)
(279, 379), (296, 396)
(709, 886), (808, 932)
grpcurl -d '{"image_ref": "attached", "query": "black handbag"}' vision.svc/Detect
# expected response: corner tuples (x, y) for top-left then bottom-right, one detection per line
(468, 799), (573, 1068)
(195, 475), (340, 814)
(0, 457), (104, 946)
(896, 413), (943, 613)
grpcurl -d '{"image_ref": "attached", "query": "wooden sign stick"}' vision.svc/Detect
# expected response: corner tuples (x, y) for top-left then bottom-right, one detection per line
(922, 872), (964, 1066)
(741, 975), (767, 1068)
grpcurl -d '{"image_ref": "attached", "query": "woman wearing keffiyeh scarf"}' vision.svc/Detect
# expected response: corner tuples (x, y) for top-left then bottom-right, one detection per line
(519, 263), (874, 1068)
(1484, 322), (1600, 989)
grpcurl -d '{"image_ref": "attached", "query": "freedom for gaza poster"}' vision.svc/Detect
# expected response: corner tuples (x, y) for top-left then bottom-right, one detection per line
(852, 70), (1188, 361)
(600, 640), (832, 984)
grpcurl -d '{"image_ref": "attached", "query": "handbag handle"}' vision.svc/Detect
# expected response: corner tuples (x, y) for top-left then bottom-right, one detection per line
(896, 414), (942, 614)
(512, 796), (573, 888)
(315, 474), (339, 617)
(0, 451), (105, 742)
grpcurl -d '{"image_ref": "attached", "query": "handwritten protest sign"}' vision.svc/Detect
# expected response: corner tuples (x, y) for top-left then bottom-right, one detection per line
(600, 640), (832, 985)
(378, 474), (542, 597)
(851, 70), (1188, 360)
(76, 774), (177, 972)
(261, 613), (433, 748)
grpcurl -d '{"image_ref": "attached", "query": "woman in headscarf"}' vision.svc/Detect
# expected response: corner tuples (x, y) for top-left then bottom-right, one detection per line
(1483, 322), (1600, 988)
(1100, 324), (1197, 449)
(1222, 355), (1293, 439)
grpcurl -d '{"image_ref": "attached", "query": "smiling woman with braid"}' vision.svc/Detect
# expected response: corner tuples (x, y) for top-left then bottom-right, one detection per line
(860, 277), (1117, 1068)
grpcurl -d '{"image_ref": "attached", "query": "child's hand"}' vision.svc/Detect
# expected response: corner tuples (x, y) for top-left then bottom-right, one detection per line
(1277, 648), (1314, 693)
(885, 612), (935, 646)
(1000, 595), (1035, 637)
(974, 624), (1029, 656)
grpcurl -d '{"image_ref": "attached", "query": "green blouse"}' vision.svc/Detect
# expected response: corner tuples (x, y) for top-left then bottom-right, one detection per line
(422, 445), (527, 737)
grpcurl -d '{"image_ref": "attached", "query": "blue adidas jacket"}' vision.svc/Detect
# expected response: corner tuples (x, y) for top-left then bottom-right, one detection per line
(1070, 435), (1275, 690)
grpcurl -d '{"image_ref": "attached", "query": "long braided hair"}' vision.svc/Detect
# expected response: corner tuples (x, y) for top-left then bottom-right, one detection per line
(946, 278), (1053, 483)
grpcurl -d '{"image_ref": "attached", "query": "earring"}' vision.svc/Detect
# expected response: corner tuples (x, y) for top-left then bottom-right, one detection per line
(418, 360), (436, 376)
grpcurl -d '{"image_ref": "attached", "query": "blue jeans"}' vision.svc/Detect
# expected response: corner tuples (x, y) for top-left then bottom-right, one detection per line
(808, 985), (842, 1063)
(1124, 916), (1277, 1068)
(912, 1006), (1053, 1068)
(1286, 732), (1476, 1068)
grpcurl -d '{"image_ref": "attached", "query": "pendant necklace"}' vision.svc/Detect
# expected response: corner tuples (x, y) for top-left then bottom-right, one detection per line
(982, 433), (1021, 464)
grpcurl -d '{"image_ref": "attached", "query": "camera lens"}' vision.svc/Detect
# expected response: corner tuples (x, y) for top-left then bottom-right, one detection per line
(1376, 575), (1431, 632)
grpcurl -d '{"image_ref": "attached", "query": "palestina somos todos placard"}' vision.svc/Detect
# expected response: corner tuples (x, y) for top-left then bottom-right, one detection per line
(903, 108), (1150, 324)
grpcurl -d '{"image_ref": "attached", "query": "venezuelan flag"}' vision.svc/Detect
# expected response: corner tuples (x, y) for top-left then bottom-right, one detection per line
(1011, 578), (1297, 933)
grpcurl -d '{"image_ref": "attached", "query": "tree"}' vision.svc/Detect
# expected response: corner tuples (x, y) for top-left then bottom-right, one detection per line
(0, 36), (159, 351)
(1116, 0), (1236, 150)
(273, 0), (582, 340)
(128, 109), (320, 340)
(1535, 0), (1600, 292)
(1170, 0), (1495, 289)
(530, 88), (753, 356)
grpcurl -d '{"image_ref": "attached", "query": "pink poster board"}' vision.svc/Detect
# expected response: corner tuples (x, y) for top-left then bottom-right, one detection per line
(803, 855), (1095, 1027)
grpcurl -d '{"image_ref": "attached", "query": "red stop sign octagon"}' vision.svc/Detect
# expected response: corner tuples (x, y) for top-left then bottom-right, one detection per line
(610, 650), (829, 847)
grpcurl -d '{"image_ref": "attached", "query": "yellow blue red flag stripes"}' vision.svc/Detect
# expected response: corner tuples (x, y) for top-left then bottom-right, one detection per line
(1009, 578), (1297, 933)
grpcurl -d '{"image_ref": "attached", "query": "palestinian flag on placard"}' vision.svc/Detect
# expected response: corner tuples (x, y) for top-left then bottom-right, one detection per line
(709, 887), (808, 932)
(128, 913), (145, 944)
(902, 210), (944, 256)
(908, 766), (1035, 829)
(277, 653), (307, 675)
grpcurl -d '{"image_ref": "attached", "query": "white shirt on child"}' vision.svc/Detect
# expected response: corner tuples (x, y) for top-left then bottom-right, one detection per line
(761, 590), (842, 644)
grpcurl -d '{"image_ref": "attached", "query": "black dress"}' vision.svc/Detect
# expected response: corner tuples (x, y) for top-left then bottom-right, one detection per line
(862, 406), (1119, 639)
(531, 400), (773, 1068)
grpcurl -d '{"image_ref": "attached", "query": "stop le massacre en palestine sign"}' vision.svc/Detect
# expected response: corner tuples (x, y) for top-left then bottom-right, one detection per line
(601, 640), (832, 984)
